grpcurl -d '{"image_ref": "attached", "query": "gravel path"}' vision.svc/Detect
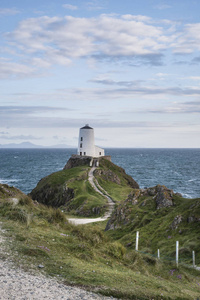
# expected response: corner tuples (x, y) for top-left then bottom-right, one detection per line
(0, 224), (116, 300)
(68, 166), (115, 225)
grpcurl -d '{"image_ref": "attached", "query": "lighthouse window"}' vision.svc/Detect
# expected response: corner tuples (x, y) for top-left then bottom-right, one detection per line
(80, 143), (82, 148)
(99, 152), (101, 155)
(84, 152), (86, 155)
(81, 137), (83, 141)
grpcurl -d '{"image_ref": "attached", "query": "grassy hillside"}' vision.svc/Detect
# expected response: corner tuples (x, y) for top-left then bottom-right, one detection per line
(30, 157), (139, 216)
(0, 183), (200, 299)
(105, 187), (200, 266)
(94, 158), (139, 202)
(30, 165), (107, 216)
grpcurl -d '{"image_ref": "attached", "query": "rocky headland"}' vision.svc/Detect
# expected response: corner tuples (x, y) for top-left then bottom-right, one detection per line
(30, 155), (139, 217)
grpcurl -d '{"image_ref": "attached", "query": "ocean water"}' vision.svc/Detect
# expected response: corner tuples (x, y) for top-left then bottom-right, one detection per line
(0, 148), (199, 199)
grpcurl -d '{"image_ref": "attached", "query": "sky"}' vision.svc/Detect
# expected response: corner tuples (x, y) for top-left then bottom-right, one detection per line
(0, 0), (200, 148)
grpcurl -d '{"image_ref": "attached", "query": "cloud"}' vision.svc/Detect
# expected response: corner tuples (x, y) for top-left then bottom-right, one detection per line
(0, 8), (20, 15)
(173, 23), (200, 54)
(192, 56), (200, 64)
(0, 106), (71, 115)
(0, 134), (42, 140)
(90, 78), (143, 87)
(0, 105), (177, 129)
(146, 100), (200, 114)
(3, 13), (200, 77)
(63, 4), (78, 10)
(0, 106), (75, 128)
(0, 58), (37, 79)
(5, 14), (172, 71)
(154, 4), (171, 10)
(86, 1), (105, 11)
(87, 78), (200, 97)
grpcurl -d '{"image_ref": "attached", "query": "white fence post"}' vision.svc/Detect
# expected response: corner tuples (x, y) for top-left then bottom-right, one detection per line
(157, 249), (160, 260)
(135, 231), (139, 251)
(176, 241), (179, 266)
(192, 251), (195, 268)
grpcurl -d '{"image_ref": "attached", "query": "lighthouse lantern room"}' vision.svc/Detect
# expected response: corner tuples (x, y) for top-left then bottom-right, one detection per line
(77, 124), (105, 157)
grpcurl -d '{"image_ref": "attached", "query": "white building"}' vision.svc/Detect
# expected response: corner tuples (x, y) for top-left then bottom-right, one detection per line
(77, 124), (105, 157)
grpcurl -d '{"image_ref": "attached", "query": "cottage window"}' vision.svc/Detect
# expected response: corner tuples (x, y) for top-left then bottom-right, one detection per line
(84, 152), (86, 155)
(81, 137), (83, 141)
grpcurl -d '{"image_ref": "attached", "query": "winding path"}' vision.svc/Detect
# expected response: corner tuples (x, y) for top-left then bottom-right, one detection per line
(68, 166), (115, 225)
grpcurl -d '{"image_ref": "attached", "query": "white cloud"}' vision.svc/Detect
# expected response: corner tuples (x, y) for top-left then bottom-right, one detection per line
(173, 23), (200, 54)
(154, 4), (171, 10)
(0, 8), (20, 15)
(86, 0), (105, 11)
(3, 13), (200, 78)
(5, 14), (171, 72)
(0, 58), (36, 79)
(63, 4), (78, 10)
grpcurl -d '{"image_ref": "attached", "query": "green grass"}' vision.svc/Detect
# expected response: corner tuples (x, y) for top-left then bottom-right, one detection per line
(106, 192), (200, 266)
(94, 158), (137, 202)
(30, 166), (108, 216)
(0, 189), (200, 299)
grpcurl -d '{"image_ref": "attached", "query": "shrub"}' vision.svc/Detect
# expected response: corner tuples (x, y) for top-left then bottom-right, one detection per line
(18, 196), (34, 207)
(106, 242), (126, 259)
(5, 207), (27, 223)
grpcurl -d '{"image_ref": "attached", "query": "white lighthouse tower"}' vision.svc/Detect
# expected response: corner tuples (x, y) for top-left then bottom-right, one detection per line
(77, 124), (105, 157)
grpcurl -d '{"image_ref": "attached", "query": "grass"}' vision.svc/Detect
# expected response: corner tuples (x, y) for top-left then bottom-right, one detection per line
(94, 158), (136, 202)
(0, 188), (200, 299)
(106, 192), (200, 266)
(30, 166), (108, 216)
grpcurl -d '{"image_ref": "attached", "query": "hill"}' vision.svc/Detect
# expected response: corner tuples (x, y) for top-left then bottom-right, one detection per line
(30, 156), (139, 216)
(105, 185), (200, 265)
(0, 183), (200, 299)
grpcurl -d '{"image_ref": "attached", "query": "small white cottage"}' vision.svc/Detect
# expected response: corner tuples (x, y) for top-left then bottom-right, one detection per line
(77, 124), (105, 157)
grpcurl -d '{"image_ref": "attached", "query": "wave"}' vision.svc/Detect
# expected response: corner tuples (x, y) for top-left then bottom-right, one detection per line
(188, 178), (197, 182)
(0, 179), (20, 184)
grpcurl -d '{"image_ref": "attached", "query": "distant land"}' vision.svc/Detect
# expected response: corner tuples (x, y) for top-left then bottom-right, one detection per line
(0, 142), (72, 149)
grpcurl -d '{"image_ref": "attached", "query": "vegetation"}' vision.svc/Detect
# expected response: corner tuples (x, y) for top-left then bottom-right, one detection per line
(0, 183), (200, 299)
(106, 190), (200, 266)
(94, 158), (139, 202)
(30, 158), (139, 216)
(30, 166), (108, 216)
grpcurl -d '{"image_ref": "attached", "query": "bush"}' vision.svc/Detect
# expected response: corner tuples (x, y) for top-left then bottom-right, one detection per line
(106, 242), (126, 259)
(18, 196), (34, 207)
(5, 207), (27, 223)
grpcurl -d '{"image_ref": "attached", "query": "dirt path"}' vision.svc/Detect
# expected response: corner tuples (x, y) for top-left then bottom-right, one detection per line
(68, 166), (115, 225)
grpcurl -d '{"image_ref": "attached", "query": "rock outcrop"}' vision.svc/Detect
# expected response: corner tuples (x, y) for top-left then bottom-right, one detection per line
(63, 155), (92, 170)
(105, 185), (175, 231)
(30, 181), (74, 207)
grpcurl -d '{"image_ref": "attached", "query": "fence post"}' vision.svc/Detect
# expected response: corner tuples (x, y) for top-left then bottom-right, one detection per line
(135, 231), (139, 251)
(192, 251), (195, 268)
(157, 249), (160, 260)
(176, 241), (179, 266)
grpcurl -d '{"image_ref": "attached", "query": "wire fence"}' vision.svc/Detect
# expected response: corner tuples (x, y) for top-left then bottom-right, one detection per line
(134, 231), (200, 270)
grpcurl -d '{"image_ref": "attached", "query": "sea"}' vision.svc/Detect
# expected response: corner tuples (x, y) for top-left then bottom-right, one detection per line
(0, 148), (199, 199)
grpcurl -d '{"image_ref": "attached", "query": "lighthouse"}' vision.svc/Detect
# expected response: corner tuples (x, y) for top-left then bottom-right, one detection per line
(77, 124), (105, 157)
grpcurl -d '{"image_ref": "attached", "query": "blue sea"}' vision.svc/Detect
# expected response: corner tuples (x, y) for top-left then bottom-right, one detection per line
(0, 148), (199, 199)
